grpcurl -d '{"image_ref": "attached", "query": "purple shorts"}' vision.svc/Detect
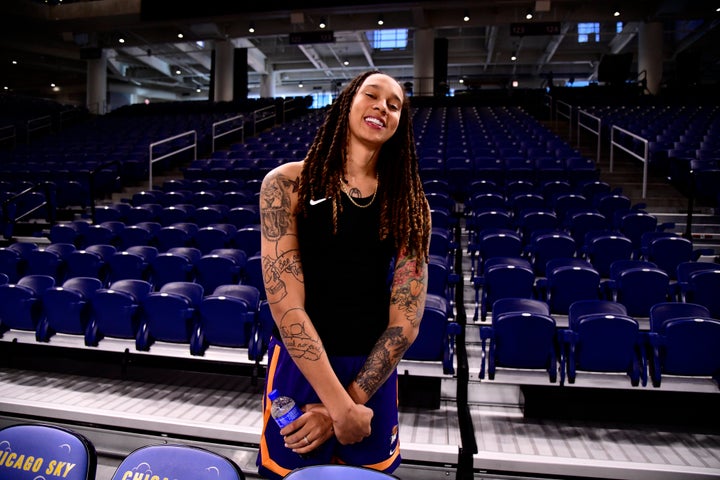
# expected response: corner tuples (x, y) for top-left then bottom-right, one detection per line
(256, 337), (401, 479)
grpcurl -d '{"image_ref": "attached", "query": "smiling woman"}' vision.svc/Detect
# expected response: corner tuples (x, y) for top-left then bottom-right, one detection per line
(256, 70), (431, 479)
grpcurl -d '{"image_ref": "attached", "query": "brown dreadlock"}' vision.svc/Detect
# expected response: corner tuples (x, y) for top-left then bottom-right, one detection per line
(296, 70), (430, 267)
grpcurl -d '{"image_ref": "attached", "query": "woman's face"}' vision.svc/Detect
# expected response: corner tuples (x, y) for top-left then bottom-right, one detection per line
(347, 73), (404, 148)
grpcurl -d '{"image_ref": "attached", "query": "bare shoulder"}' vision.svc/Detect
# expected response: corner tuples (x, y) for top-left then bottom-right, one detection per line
(262, 160), (303, 186)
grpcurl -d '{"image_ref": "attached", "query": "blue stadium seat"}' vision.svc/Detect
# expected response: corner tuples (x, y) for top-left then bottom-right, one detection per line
(479, 298), (561, 383)
(523, 230), (576, 277)
(403, 293), (460, 374)
(536, 258), (601, 315)
(0, 274), (55, 338)
(149, 246), (201, 290)
(473, 256), (535, 321)
(137, 281), (204, 351)
(469, 227), (523, 277)
(647, 314), (720, 388)
(283, 464), (395, 480)
(194, 223), (237, 254)
(0, 423), (97, 480)
(110, 444), (244, 480)
(580, 231), (634, 278)
(192, 284), (261, 358)
(38, 276), (104, 342)
(562, 310), (646, 386)
(194, 248), (247, 294)
(86, 279), (152, 346)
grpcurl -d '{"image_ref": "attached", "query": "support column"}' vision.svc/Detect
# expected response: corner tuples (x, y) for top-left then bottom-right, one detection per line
(414, 28), (434, 96)
(213, 39), (234, 102)
(638, 22), (663, 95)
(86, 50), (107, 114)
(260, 65), (276, 98)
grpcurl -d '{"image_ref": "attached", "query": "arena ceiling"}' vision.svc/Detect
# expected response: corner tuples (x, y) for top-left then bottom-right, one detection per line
(0, 0), (718, 105)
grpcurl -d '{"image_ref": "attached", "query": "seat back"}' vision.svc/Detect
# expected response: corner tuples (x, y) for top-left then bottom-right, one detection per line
(195, 249), (247, 293)
(493, 312), (557, 369)
(544, 259), (600, 315)
(139, 281), (204, 349)
(110, 444), (244, 480)
(615, 267), (670, 317)
(568, 299), (627, 330)
(40, 276), (104, 339)
(87, 279), (152, 344)
(657, 317), (720, 377)
(646, 235), (693, 279)
(284, 464), (397, 480)
(687, 269), (720, 317)
(526, 230), (576, 276)
(0, 423), (97, 480)
(404, 293), (450, 361)
(481, 257), (535, 321)
(570, 313), (643, 385)
(649, 301), (711, 333)
(583, 232), (633, 278)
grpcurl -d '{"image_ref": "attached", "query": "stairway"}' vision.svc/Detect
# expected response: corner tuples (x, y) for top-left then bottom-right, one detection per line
(551, 120), (720, 259)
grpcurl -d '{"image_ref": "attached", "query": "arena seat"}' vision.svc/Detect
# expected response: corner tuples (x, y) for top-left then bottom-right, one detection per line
(0, 423), (97, 480)
(110, 444), (244, 480)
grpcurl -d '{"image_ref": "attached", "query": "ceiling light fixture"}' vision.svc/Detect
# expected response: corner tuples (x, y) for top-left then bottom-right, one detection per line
(177, 33), (184, 39)
(377, 15), (384, 26)
(248, 22), (255, 34)
(319, 17), (327, 29)
(526, 11), (533, 20)
(511, 53), (517, 61)
(463, 10), (470, 22)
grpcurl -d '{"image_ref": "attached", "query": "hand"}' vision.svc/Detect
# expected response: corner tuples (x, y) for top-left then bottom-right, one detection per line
(331, 402), (373, 445)
(280, 404), (334, 454)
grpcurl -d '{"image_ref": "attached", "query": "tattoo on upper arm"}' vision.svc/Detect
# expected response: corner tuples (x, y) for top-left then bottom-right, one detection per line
(260, 172), (298, 241)
(389, 255), (426, 327)
(260, 172), (303, 304)
(355, 326), (408, 396)
(278, 307), (323, 361)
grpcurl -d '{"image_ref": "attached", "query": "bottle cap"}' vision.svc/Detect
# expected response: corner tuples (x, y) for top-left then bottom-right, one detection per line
(268, 389), (279, 401)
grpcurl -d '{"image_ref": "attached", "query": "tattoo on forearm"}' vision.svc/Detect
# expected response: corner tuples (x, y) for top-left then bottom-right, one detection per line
(355, 327), (408, 396)
(262, 248), (303, 304)
(390, 255), (426, 327)
(260, 172), (298, 241)
(279, 307), (323, 361)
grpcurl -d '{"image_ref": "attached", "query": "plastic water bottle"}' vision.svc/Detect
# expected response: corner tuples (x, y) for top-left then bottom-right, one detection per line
(269, 389), (302, 428)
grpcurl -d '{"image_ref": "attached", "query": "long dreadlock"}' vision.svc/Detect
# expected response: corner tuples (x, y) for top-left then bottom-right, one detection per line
(296, 70), (431, 267)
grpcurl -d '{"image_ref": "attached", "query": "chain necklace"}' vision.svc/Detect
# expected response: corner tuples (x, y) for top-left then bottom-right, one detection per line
(340, 174), (378, 208)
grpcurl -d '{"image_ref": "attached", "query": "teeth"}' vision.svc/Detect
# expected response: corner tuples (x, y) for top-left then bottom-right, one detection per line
(365, 117), (384, 127)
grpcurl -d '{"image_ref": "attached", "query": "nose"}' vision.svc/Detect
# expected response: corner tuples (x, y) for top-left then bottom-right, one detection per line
(373, 101), (387, 114)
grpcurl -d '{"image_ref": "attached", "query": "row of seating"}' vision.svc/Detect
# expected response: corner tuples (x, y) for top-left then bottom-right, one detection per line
(0, 276), (266, 359)
(0, 422), (392, 480)
(0, 242), (260, 293)
(49, 217), (261, 251)
(478, 298), (720, 388)
(473, 256), (720, 321)
(0, 271), (458, 375)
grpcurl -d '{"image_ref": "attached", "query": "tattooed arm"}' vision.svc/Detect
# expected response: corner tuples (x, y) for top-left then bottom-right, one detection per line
(347, 216), (430, 405)
(260, 162), (373, 445)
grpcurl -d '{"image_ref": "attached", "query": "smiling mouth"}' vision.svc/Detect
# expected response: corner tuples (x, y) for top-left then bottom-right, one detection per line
(364, 116), (385, 128)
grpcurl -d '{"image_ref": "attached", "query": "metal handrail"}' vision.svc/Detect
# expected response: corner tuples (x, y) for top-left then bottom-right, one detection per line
(148, 130), (197, 190)
(1, 182), (55, 239)
(212, 115), (244, 152)
(609, 125), (649, 198)
(577, 109), (602, 164)
(555, 100), (573, 138)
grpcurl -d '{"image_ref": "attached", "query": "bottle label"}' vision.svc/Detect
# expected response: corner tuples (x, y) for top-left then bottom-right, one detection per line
(275, 408), (302, 428)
